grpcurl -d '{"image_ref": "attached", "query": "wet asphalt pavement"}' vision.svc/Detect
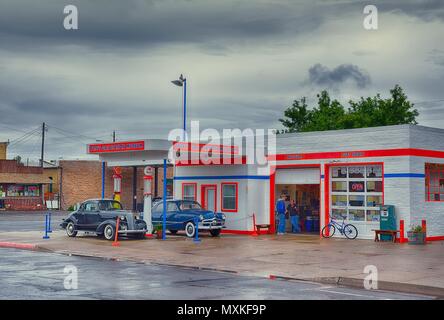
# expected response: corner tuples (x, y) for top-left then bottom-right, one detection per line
(0, 211), (67, 232)
(0, 211), (436, 300)
(0, 248), (433, 300)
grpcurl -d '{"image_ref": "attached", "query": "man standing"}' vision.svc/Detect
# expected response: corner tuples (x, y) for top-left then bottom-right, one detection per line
(287, 200), (300, 233)
(276, 194), (287, 235)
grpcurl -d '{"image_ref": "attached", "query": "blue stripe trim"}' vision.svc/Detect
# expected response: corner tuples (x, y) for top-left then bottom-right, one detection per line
(384, 173), (425, 178)
(174, 175), (270, 180)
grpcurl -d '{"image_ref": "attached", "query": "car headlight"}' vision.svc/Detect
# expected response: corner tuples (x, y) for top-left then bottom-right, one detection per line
(120, 216), (126, 221)
(221, 214), (226, 220)
(199, 215), (204, 221)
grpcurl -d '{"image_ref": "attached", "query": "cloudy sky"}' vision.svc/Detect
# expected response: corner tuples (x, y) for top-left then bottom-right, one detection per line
(1, 0), (443, 161)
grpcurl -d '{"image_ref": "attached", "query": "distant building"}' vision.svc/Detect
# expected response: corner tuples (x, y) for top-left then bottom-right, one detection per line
(0, 159), (52, 210)
(0, 142), (8, 160)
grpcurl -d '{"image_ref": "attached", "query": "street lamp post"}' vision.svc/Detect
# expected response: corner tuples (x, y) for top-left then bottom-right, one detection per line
(171, 74), (187, 141)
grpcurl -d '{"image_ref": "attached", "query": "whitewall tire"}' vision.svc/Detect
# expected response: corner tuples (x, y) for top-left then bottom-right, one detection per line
(185, 221), (196, 238)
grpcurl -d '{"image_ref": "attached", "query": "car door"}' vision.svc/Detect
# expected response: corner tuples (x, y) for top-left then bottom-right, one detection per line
(73, 203), (87, 229)
(83, 201), (101, 230)
(166, 202), (180, 229)
(151, 202), (163, 224)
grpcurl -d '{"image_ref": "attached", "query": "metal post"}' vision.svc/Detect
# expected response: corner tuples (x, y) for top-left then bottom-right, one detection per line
(193, 216), (201, 243)
(40, 122), (45, 168)
(42, 214), (50, 239)
(154, 166), (159, 197)
(132, 166), (137, 212)
(162, 159), (167, 240)
(47, 212), (52, 233)
(101, 162), (106, 199)
(183, 79), (187, 141)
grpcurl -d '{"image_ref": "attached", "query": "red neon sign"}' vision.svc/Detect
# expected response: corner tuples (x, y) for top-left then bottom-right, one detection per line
(88, 141), (145, 153)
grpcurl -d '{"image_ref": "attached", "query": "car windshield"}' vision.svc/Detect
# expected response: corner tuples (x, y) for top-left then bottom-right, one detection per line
(98, 200), (123, 211)
(179, 201), (203, 211)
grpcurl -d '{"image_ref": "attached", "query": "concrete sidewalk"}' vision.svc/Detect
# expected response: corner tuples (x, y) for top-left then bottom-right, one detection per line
(1, 230), (443, 296)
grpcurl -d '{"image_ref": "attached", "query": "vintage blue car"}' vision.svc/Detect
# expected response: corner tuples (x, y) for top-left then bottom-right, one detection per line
(151, 199), (226, 237)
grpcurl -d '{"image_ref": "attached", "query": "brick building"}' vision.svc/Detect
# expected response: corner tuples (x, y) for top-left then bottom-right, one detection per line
(0, 159), (51, 210)
(45, 160), (173, 211)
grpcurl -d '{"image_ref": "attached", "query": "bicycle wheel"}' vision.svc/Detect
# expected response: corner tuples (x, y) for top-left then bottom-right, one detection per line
(321, 224), (336, 238)
(343, 224), (358, 239)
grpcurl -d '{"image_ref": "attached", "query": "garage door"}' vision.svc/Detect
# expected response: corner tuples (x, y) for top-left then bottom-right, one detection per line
(275, 168), (320, 184)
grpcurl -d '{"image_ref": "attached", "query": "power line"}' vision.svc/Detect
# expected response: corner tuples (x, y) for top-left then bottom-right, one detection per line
(8, 127), (41, 148)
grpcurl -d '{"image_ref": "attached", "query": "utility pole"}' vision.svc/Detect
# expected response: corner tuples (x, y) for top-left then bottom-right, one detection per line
(113, 130), (116, 142)
(40, 122), (45, 168)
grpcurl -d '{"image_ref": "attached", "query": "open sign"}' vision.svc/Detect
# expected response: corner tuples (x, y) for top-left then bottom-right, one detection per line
(349, 181), (365, 192)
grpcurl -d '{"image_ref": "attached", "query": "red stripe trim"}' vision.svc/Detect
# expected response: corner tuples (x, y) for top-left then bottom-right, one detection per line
(426, 236), (444, 241)
(270, 148), (444, 162)
(221, 229), (269, 235)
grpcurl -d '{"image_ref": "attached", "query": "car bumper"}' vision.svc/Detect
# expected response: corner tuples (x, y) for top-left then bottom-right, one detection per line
(118, 229), (147, 234)
(198, 219), (225, 230)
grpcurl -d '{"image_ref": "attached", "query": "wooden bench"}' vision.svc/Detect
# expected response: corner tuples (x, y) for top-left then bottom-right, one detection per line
(255, 224), (271, 234)
(373, 229), (398, 242)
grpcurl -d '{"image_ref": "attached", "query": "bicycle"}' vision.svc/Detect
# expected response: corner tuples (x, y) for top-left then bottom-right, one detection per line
(321, 218), (358, 239)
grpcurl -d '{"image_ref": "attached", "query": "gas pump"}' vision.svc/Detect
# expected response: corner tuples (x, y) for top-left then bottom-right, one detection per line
(143, 166), (154, 235)
(112, 167), (122, 203)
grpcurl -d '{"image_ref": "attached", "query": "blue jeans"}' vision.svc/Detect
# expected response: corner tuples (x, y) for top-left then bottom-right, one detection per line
(278, 213), (286, 233)
(291, 215), (300, 233)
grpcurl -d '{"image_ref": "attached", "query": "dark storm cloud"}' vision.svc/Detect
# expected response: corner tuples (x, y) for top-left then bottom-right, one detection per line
(0, 0), (324, 51)
(308, 64), (371, 89)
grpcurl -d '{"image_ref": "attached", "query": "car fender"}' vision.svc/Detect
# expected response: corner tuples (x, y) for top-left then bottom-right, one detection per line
(60, 214), (79, 228)
(96, 219), (117, 234)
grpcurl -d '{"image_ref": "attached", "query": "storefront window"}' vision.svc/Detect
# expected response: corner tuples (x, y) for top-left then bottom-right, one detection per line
(348, 209), (365, 221)
(6, 185), (40, 197)
(332, 181), (347, 192)
(221, 183), (237, 212)
(366, 210), (380, 222)
(349, 181), (365, 192)
(366, 165), (382, 178)
(367, 195), (382, 207)
(425, 163), (444, 201)
(367, 181), (383, 192)
(349, 195), (365, 206)
(332, 209), (347, 220)
(332, 195), (347, 207)
(0, 184), (6, 198)
(349, 166), (365, 178)
(332, 167), (347, 178)
(330, 164), (383, 223)
(182, 183), (196, 201)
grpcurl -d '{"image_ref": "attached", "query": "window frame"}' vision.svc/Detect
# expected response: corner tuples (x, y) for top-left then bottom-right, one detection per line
(220, 182), (238, 212)
(425, 163), (444, 202)
(182, 183), (197, 201)
(330, 163), (384, 223)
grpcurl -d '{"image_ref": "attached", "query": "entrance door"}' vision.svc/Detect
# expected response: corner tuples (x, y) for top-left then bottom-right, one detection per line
(201, 185), (217, 212)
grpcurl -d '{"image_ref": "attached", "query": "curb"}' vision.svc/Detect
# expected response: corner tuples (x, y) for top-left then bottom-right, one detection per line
(0, 241), (37, 250)
(269, 274), (444, 299)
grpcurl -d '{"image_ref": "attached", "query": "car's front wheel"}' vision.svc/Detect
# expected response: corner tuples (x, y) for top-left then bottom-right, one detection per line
(185, 221), (196, 238)
(210, 229), (221, 237)
(103, 224), (116, 241)
(66, 221), (77, 237)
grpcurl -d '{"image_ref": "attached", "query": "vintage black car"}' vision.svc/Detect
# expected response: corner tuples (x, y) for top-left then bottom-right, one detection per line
(60, 199), (147, 240)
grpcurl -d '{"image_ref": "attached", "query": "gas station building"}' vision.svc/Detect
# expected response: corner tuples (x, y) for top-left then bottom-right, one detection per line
(88, 125), (444, 241)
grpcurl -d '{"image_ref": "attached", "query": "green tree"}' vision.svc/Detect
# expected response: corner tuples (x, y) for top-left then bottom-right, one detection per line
(279, 85), (418, 133)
